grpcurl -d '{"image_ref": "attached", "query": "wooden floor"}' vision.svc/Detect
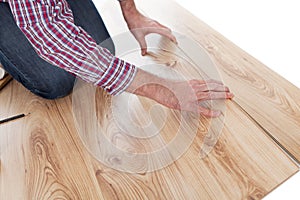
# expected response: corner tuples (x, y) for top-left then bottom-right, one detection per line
(1, 0), (299, 199)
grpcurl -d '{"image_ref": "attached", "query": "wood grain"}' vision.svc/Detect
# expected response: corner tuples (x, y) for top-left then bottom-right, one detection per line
(1, 81), (296, 199)
(116, 0), (300, 163)
(98, 0), (300, 162)
(0, 82), (106, 199)
(0, 0), (299, 199)
(75, 33), (297, 199)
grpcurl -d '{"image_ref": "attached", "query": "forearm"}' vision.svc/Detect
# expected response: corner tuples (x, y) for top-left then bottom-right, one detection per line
(125, 68), (168, 98)
(9, 0), (136, 95)
(126, 68), (234, 117)
(118, 0), (139, 20)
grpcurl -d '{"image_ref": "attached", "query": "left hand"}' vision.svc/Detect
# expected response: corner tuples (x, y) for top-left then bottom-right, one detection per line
(127, 13), (177, 56)
(120, 0), (177, 55)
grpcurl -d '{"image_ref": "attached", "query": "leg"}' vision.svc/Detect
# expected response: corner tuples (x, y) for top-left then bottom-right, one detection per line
(0, 1), (114, 99)
(0, 2), (75, 99)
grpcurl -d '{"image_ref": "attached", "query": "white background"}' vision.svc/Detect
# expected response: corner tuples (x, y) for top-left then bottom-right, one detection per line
(174, 0), (299, 199)
(175, 0), (300, 88)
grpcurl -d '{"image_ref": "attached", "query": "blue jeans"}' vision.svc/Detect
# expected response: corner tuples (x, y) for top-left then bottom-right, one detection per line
(0, 0), (115, 99)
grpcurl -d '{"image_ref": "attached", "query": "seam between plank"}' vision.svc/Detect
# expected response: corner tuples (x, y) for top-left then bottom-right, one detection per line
(232, 99), (300, 167)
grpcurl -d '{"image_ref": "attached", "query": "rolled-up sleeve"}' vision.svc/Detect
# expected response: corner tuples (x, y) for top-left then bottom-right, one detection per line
(8, 0), (137, 95)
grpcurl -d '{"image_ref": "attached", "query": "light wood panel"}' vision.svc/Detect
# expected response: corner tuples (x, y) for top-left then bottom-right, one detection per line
(0, 79), (297, 199)
(115, 0), (300, 163)
(0, 1), (299, 199)
(73, 29), (298, 199)
(99, 0), (300, 163)
(0, 81), (106, 199)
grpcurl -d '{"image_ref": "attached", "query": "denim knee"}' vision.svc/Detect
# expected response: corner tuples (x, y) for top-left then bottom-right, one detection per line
(32, 75), (76, 100)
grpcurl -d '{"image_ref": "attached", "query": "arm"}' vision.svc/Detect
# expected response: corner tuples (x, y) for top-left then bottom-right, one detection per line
(9, 0), (232, 117)
(119, 0), (234, 117)
(8, 0), (136, 95)
(118, 0), (177, 55)
(126, 68), (234, 117)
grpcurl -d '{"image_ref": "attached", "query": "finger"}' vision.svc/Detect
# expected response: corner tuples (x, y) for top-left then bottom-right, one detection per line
(153, 20), (170, 29)
(136, 36), (147, 56)
(198, 106), (221, 118)
(197, 91), (234, 101)
(149, 27), (178, 44)
(192, 83), (229, 93)
(190, 79), (225, 87)
(195, 79), (225, 85)
(194, 83), (230, 92)
(204, 79), (224, 85)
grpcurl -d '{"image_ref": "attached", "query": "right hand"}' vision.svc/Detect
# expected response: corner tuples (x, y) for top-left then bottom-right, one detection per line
(126, 68), (233, 118)
(149, 79), (233, 117)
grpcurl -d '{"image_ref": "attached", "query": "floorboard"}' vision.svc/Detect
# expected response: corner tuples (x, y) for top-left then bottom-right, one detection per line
(113, 0), (300, 163)
(0, 80), (297, 199)
(99, 0), (300, 163)
(0, 0), (299, 199)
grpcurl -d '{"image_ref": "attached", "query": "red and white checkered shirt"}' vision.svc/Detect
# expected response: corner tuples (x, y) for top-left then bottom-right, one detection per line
(1, 0), (137, 95)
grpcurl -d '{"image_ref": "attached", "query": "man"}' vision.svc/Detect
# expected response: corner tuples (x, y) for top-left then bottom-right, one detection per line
(0, 0), (233, 117)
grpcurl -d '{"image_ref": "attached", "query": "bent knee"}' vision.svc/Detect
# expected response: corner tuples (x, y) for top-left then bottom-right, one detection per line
(31, 76), (75, 100)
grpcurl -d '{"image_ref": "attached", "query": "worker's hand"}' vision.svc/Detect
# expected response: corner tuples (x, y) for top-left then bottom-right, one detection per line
(119, 0), (177, 55)
(126, 68), (234, 117)
(126, 14), (177, 56)
(149, 79), (233, 117)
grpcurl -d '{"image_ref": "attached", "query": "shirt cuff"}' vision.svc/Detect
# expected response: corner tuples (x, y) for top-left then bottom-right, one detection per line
(96, 56), (137, 96)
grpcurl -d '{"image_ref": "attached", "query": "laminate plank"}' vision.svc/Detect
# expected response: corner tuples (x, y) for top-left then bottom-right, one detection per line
(0, 81), (106, 199)
(0, 1), (299, 199)
(79, 27), (297, 199)
(73, 82), (298, 199)
(0, 52), (297, 199)
(98, 0), (300, 162)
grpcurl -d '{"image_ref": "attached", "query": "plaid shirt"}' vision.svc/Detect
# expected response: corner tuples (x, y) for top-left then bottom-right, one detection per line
(1, 0), (137, 95)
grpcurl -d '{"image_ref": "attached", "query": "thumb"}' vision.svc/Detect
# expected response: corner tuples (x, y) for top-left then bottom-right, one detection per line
(137, 36), (147, 56)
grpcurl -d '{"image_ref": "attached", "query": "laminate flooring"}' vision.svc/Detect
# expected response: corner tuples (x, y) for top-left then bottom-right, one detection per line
(0, 0), (299, 199)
